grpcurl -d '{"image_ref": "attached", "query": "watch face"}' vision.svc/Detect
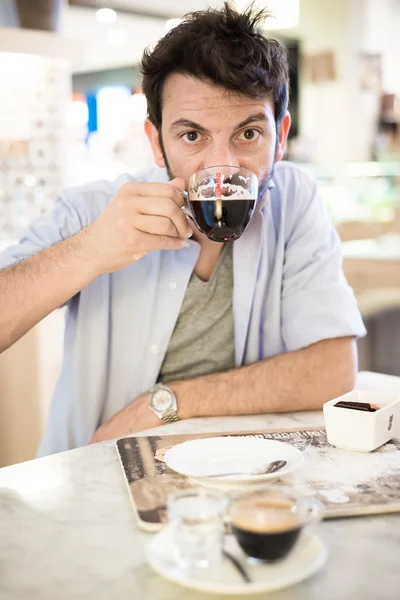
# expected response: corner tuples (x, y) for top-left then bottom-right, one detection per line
(152, 389), (173, 412)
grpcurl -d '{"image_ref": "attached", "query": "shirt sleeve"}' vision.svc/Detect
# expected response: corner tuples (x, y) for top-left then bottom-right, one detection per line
(281, 167), (367, 351)
(0, 195), (88, 271)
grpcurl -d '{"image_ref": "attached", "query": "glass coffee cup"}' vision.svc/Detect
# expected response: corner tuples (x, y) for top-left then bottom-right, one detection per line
(228, 486), (322, 564)
(182, 165), (258, 242)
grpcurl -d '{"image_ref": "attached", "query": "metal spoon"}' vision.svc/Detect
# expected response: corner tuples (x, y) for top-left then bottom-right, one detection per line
(201, 459), (287, 478)
(222, 549), (252, 583)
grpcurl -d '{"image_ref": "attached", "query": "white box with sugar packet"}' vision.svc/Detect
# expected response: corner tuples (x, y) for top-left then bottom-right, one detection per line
(323, 390), (400, 452)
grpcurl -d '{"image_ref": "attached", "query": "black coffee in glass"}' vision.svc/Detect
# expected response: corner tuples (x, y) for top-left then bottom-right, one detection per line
(185, 166), (258, 242)
(230, 498), (302, 562)
(189, 198), (256, 242)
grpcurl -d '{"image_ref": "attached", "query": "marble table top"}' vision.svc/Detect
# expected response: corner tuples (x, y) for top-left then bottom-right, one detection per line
(0, 371), (399, 600)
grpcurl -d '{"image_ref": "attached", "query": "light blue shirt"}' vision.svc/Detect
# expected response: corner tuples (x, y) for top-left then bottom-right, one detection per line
(0, 162), (366, 456)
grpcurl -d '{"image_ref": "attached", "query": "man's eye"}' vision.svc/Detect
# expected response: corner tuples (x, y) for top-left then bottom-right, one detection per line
(182, 131), (200, 143)
(238, 129), (260, 141)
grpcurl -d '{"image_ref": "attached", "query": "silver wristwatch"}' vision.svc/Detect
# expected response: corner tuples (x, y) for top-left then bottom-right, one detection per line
(149, 383), (180, 423)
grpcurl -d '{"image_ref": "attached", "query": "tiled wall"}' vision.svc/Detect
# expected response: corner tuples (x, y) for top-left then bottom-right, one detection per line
(0, 53), (70, 240)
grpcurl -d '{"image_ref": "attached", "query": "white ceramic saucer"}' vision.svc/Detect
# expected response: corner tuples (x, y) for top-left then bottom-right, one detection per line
(164, 436), (304, 484)
(147, 525), (327, 595)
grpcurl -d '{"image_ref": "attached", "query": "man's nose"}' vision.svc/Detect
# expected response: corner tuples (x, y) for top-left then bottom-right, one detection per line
(203, 144), (239, 169)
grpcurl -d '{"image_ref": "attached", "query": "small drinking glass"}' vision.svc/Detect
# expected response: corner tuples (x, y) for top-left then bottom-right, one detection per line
(182, 165), (259, 242)
(167, 488), (228, 569)
(229, 485), (322, 564)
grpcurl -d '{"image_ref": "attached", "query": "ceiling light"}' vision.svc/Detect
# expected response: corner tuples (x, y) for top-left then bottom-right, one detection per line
(96, 8), (117, 25)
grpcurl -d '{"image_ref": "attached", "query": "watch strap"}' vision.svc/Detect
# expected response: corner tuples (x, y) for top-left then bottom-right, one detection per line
(161, 408), (180, 423)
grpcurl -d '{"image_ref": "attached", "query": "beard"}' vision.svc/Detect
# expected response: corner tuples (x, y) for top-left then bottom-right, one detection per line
(158, 131), (277, 203)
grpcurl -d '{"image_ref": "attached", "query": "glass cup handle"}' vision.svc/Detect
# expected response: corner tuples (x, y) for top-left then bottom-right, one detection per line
(180, 190), (194, 219)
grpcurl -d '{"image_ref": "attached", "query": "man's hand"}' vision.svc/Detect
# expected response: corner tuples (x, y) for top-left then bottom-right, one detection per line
(90, 393), (162, 444)
(84, 178), (192, 276)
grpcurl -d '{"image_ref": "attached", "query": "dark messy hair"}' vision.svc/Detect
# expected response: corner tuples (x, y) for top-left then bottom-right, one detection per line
(141, 2), (289, 132)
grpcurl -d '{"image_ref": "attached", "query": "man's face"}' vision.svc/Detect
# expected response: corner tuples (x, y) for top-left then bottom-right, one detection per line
(145, 73), (291, 200)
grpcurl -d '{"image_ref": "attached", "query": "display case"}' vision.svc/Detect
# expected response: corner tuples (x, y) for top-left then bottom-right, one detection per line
(302, 162), (400, 378)
(299, 162), (400, 240)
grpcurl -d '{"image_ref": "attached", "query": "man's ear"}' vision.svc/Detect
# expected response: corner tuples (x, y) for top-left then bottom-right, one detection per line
(275, 112), (291, 162)
(144, 119), (166, 168)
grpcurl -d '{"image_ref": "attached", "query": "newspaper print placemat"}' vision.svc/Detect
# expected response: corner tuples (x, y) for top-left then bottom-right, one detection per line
(116, 427), (400, 531)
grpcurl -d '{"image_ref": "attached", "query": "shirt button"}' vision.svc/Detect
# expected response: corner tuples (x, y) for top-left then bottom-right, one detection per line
(169, 282), (177, 290)
(150, 345), (159, 354)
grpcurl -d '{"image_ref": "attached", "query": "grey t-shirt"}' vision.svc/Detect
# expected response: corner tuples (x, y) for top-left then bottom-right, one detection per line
(159, 243), (235, 383)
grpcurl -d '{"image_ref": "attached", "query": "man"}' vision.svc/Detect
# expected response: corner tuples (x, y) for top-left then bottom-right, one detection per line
(0, 4), (365, 456)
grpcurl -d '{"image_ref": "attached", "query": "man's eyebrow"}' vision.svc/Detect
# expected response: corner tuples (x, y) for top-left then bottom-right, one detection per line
(170, 119), (209, 133)
(235, 113), (267, 129)
(169, 112), (268, 133)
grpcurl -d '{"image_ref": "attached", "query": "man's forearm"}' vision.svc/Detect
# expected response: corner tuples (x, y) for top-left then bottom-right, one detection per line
(0, 228), (99, 352)
(171, 337), (357, 419)
(90, 337), (357, 444)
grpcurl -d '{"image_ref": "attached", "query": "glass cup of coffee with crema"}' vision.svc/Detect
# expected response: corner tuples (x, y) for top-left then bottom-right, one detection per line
(182, 165), (258, 242)
(229, 486), (322, 564)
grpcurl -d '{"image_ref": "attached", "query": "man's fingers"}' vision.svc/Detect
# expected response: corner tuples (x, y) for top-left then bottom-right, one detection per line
(135, 196), (191, 239)
(138, 231), (186, 252)
(169, 178), (187, 209)
(119, 181), (185, 207)
(135, 215), (180, 238)
(170, 177), (186, 190)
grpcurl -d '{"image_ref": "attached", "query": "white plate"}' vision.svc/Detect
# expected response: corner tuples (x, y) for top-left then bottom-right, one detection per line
(164, 436), (304, 484)
(147, 525), (327, 595)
